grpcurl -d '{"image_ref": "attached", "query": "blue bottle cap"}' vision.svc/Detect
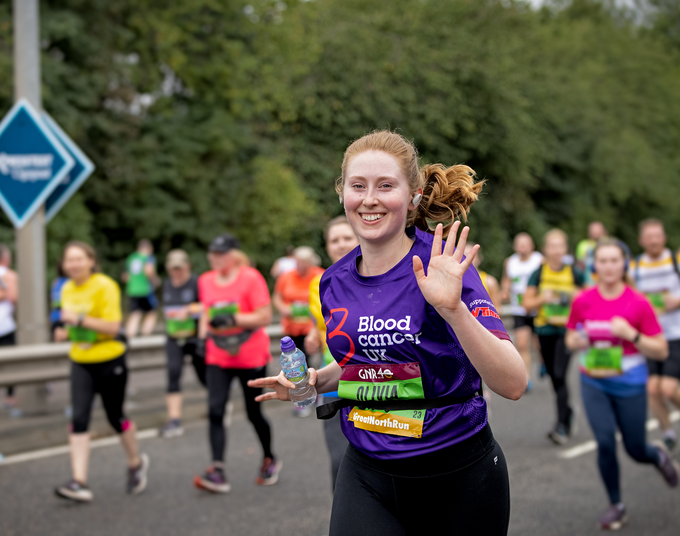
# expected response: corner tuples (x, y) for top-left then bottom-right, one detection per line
(280, 336), (295, 352)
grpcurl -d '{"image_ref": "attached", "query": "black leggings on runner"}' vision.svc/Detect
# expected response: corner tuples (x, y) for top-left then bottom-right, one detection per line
(538, 334), (573, 428)
(166, 338), (206, 393)
(206, 365), (273, 463)
(330, 425), (510, 536)
(71, 355), (129, 434)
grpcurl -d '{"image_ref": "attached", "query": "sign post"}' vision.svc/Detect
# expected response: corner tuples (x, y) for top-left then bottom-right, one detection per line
(13, 0), (48, 413)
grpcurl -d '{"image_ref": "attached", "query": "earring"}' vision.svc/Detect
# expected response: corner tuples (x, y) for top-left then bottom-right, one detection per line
(339, 196), (343, 204)
(412, 193), (422, 206)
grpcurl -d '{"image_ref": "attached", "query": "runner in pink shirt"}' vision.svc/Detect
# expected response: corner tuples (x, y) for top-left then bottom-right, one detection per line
(565, 238), (678, 530)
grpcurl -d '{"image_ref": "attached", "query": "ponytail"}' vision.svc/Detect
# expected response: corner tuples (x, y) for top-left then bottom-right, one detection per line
(410, 164), (484, 238)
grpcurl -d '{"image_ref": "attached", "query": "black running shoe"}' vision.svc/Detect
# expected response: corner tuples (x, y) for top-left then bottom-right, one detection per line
(654, 441), (679, 488)
(55, 479), (93, 502)
(127, 453), (150, 494)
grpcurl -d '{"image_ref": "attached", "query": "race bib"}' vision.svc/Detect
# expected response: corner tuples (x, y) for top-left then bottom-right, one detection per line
(67, 326), (98, 344)
(339, 362), (425, 439)
(164, 306), (197, 338)
(210, 301), (239, 319)
(581, 344), (623, 378)
(646, 292), (666, 315)
(290, 301), (310, 323)
(130, 258), (144, 274)
(543, 303), (570, 326)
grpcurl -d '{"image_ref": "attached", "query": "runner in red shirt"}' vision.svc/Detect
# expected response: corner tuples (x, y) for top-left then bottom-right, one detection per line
(193, 233), (280, 493)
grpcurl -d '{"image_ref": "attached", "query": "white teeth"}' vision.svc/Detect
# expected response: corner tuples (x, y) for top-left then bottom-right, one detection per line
(361, 214), (384, 222)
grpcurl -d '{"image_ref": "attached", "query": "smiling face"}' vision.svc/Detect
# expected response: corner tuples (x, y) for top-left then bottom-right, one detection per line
(208, 251), (235, 274)
(343, 150), (419, 246)
(544, 234), (568, 265)
(63, 246), (95, 283)
(594, 244), (626, 285)
(639, 223), (666, 258)
(327, 222), (359, 264)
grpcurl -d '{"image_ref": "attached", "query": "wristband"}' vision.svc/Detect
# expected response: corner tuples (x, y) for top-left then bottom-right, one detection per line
(77, 313), (85, 327)
(633, 332), (641, 344)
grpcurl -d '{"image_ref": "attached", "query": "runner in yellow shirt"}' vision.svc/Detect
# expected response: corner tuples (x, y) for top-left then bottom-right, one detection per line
(54, 241), (149, 502)
(306, 216), (359, 490)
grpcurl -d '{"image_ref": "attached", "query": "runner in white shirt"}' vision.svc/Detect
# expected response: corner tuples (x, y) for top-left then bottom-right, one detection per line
(629, 219), (680, 451)
(502, 233), (543, 390)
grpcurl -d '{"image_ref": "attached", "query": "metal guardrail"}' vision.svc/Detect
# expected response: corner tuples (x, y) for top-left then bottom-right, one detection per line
(0, 325), (284, 388)
(0, 307), (514, 388)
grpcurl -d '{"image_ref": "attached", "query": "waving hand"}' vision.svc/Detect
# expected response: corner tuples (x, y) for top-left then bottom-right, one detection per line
(412, 222), (478, 315)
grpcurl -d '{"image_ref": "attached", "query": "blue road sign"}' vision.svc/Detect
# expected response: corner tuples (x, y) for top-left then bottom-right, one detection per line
(42, 112), (95, 223)
(0, 99), (74, 228)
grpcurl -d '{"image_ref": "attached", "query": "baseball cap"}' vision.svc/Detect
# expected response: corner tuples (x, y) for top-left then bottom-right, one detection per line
(166, 249), (190, 269)
(209, 233), (241, 254)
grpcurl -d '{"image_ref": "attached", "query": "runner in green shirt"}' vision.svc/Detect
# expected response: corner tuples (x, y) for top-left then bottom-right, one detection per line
(123, 239), (159, 338)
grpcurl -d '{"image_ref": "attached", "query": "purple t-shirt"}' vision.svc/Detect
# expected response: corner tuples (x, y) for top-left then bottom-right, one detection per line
(319, 227), (510, 460)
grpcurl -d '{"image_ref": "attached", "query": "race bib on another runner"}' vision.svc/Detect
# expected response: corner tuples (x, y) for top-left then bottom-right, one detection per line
(581, 343), (623, 378)
(67, 326), (98, 344)
(543, 301), (570, 326)
(209, 301), (239, 319)
(339, 363), (425, 439)
(164, 306), (197, 338)
(646, 292), (666, 315)
(290, 301), (311, 323)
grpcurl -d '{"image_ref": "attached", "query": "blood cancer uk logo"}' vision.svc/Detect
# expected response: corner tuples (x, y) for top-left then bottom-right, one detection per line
(326, 309), (423, 365)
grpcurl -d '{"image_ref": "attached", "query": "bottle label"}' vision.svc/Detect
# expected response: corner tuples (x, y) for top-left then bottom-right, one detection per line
(285, 361), (308, 383)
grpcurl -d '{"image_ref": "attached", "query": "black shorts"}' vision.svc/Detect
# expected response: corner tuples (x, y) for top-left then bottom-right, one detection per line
(129, 294), (158, 312)
(648, 339), (680, 381)
(513, 315), (535, 330)
(0, 331), (16, 346)
(330, 425), (510, 536)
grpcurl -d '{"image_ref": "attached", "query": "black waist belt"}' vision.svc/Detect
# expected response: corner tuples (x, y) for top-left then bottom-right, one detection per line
(316, 391), (482, 420)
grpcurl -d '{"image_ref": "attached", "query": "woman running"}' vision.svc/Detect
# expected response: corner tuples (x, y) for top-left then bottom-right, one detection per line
(54, 241), (148, 502)
(159, 249), (206, 438)
(306, 216), (359, 491)
(565, 239), (679, 530)
(250, 130), (526, 535)
(523, 229), (584, 444)
(193, 233), (280, 493)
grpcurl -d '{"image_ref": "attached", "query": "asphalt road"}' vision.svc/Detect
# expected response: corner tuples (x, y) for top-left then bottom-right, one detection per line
(1, 361), (679, 536)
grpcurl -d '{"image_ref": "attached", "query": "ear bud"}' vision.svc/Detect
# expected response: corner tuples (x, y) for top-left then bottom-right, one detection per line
(339, 196), (343, 204)
(412, 193), (422, 206)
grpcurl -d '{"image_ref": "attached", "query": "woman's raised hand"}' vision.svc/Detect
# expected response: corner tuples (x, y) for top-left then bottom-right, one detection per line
(247, 368), (318, 403)
(413, 222), (478, 315)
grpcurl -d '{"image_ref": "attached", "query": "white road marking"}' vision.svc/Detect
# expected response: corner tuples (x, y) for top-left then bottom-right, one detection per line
(559, 411), (680, 460)
(0, 428), (158, 466)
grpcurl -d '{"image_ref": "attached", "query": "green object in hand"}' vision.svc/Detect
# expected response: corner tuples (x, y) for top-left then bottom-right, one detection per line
(67, 326), (98, 343)
(210, 303), (238, 319)
(647, 292), (665, 309)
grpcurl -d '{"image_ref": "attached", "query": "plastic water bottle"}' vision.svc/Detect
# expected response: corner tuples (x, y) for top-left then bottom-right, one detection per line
(280, 336), (317, 408)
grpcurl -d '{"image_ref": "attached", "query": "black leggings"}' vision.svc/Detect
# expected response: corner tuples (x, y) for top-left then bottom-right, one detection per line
(538, 334), (573, 428)
(71, 355), (129, 434)
(330, 426), (510, 536)
(206, 365), (273, 463)
(166, 338), (206, 393)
